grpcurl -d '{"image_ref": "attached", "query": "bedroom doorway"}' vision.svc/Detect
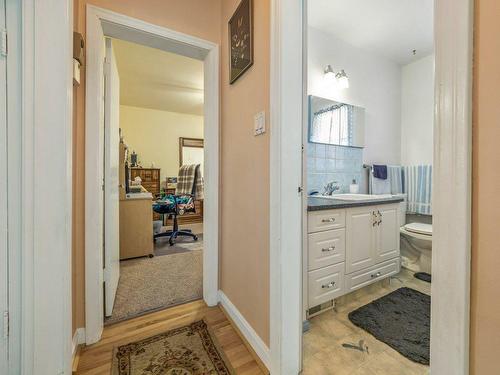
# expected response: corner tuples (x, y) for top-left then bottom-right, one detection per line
(84, 5), (219, 344)
(102, 37), (206, 325)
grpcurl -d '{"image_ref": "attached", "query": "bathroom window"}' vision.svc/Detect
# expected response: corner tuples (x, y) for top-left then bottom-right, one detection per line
(311, 103), (353, 146)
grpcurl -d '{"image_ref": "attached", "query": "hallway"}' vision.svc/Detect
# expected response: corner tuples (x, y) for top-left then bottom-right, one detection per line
(75, 300), (266, 374)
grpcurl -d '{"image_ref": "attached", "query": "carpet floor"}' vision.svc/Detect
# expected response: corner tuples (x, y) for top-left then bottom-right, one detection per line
(105, 250), (203, 325)
(154, 233), (204, 256)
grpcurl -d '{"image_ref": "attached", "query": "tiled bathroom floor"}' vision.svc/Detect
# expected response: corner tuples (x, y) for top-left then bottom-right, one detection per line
(302, 269), (431, 375)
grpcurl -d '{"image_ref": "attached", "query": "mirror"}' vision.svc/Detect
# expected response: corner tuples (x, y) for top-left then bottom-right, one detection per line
(308, 95), (365, 148)
(179, 137), (204, 177)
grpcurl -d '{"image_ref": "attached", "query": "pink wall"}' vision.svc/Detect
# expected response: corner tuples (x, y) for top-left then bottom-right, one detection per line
(470, 0), (500, 372)
(220, 0), (271, 345)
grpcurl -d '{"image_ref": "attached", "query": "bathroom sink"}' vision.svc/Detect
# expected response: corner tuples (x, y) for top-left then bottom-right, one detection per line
(312, 194), (394, 201)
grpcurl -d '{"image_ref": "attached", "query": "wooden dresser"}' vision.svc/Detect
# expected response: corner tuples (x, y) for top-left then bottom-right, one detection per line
(130, 167), (161, 197)
(130, 168), (161, 220)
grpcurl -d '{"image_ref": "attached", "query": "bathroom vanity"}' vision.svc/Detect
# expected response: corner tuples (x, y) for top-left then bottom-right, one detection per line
(305, 195), (404, 317)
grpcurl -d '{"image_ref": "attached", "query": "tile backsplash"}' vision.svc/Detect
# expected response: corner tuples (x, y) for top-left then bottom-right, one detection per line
(307, 143), (364, 194)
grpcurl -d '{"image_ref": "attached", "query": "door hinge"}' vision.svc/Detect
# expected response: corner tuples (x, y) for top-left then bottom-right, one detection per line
(298, 186), (303, 194)
(1, 29), (7, 57)
(3, 311), (9, 339)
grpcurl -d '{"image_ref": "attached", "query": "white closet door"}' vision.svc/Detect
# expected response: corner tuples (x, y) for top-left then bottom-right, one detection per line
(0, 0), (8, 370)
(103, 38), (121, 317)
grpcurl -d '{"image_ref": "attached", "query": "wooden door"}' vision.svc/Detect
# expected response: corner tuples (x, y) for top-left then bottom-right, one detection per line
(345, 206), (376, 274)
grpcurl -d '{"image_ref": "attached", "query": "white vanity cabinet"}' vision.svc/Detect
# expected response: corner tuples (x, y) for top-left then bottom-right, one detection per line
(374, 204), (400, 263)
(345, 206), (376, 274)
(345, 204), (400, 273)
(306, 202), (401, 311)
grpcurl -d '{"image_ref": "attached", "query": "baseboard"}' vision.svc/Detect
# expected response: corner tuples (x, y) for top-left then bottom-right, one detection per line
(218, 290), (270, 371)
(72, 327), (86, 356)
(72, 327), (86, 373)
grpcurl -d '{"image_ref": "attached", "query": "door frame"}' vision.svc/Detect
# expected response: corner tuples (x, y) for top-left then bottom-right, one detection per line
(84, 5), (220, 344)
(16, 0), (74, 373)
(269, 0), (474, 374)
(1, 0), (9, 371)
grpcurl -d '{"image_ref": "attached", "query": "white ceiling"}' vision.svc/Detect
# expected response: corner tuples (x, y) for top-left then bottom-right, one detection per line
(308, 0), (434, 65)
(112, 39), (204, 116)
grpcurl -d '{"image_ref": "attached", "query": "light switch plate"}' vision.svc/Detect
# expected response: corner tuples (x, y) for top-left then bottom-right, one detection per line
(254, 111), (266, 136)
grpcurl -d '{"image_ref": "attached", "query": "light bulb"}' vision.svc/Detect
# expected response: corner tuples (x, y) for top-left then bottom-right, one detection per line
(324, 65), (336, 83)
(336, 70), (349, 89)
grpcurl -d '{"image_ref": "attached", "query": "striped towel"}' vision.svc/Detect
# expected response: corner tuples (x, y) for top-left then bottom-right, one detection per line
(369, 165), (403, 195)
(176, 164), (204, 200)
(388, 166), (403, 194)
(370, 173), (391, 195)
(403, 165), (432, 215)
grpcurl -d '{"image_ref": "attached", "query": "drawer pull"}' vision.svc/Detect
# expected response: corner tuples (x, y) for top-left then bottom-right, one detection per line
(321, 281), (336, 289)
(322, 246), (336, 252)
(322, 218), (336, 223)
(371, 272), (382, 279)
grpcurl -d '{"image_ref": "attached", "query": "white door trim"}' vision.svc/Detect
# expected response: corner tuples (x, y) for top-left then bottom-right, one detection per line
(0, 0), (9, 371)
(85, 5), (220, 344)
(269, 0), (473, 374)
(431, 0), (473, 373)
(18, 0), (74, 374)
(269, 0), (304, 374)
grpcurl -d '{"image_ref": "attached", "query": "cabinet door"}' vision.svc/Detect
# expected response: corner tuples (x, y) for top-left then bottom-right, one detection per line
(345, 206), (376, 274)
(375, 204), (400, 263)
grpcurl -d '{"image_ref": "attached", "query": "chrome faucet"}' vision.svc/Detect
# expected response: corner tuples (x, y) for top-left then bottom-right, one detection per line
(323, 181), (341, 196)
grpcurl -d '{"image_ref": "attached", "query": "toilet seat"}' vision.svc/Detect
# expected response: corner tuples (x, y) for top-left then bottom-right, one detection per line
(404, 222), (432, 236)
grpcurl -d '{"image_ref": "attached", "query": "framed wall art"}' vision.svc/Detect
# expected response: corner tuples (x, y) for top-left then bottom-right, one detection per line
(228, 0), (253, 84)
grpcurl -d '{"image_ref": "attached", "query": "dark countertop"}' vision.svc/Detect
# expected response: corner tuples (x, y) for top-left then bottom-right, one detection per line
(308, 195), (404, 211)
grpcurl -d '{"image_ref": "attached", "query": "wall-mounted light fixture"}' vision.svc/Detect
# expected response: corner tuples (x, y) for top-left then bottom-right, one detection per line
(324, 65), (349, 89)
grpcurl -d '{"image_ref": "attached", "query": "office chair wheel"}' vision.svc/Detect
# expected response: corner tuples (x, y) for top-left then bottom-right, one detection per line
(193, 235), (198, 241)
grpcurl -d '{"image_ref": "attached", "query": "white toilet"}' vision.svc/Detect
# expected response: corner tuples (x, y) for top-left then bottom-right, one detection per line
(397, 198), (433, 274)
(400, 222), (433, 274)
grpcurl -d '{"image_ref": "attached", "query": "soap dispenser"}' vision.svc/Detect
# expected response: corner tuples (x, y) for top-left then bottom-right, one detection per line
(349, 179), (359, 194)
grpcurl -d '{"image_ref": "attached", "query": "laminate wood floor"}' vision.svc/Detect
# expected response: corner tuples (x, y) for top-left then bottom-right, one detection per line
(76, 299), (266, 375)
(302, 269), (431, 375)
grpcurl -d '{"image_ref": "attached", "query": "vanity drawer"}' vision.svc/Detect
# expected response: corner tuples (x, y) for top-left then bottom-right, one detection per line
(308, 209), (346, 233)
(308, 263), (345, 308)
(345, 258), (400, 293)
(308, 229), (345, 271)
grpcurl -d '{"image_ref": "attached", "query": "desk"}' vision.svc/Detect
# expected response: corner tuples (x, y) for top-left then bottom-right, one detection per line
(119, 197), (154, 260)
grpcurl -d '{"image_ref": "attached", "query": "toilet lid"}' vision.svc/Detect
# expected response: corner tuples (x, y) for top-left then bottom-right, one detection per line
(404, 222), (432, 236)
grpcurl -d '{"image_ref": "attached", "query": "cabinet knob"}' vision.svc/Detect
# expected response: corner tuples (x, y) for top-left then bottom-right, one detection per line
(321, 281), (336, 289)
(371, 272), (382, 278)
(322, 246), (336, 252)
(322, 218), (336, 223)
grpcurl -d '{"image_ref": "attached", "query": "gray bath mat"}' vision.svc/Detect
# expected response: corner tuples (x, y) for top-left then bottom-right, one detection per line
(348, 287), (430, 365)
(414, 272), (432, 283)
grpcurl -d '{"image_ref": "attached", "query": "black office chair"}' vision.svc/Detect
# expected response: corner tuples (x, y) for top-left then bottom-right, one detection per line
(152, 194), (198, 246)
